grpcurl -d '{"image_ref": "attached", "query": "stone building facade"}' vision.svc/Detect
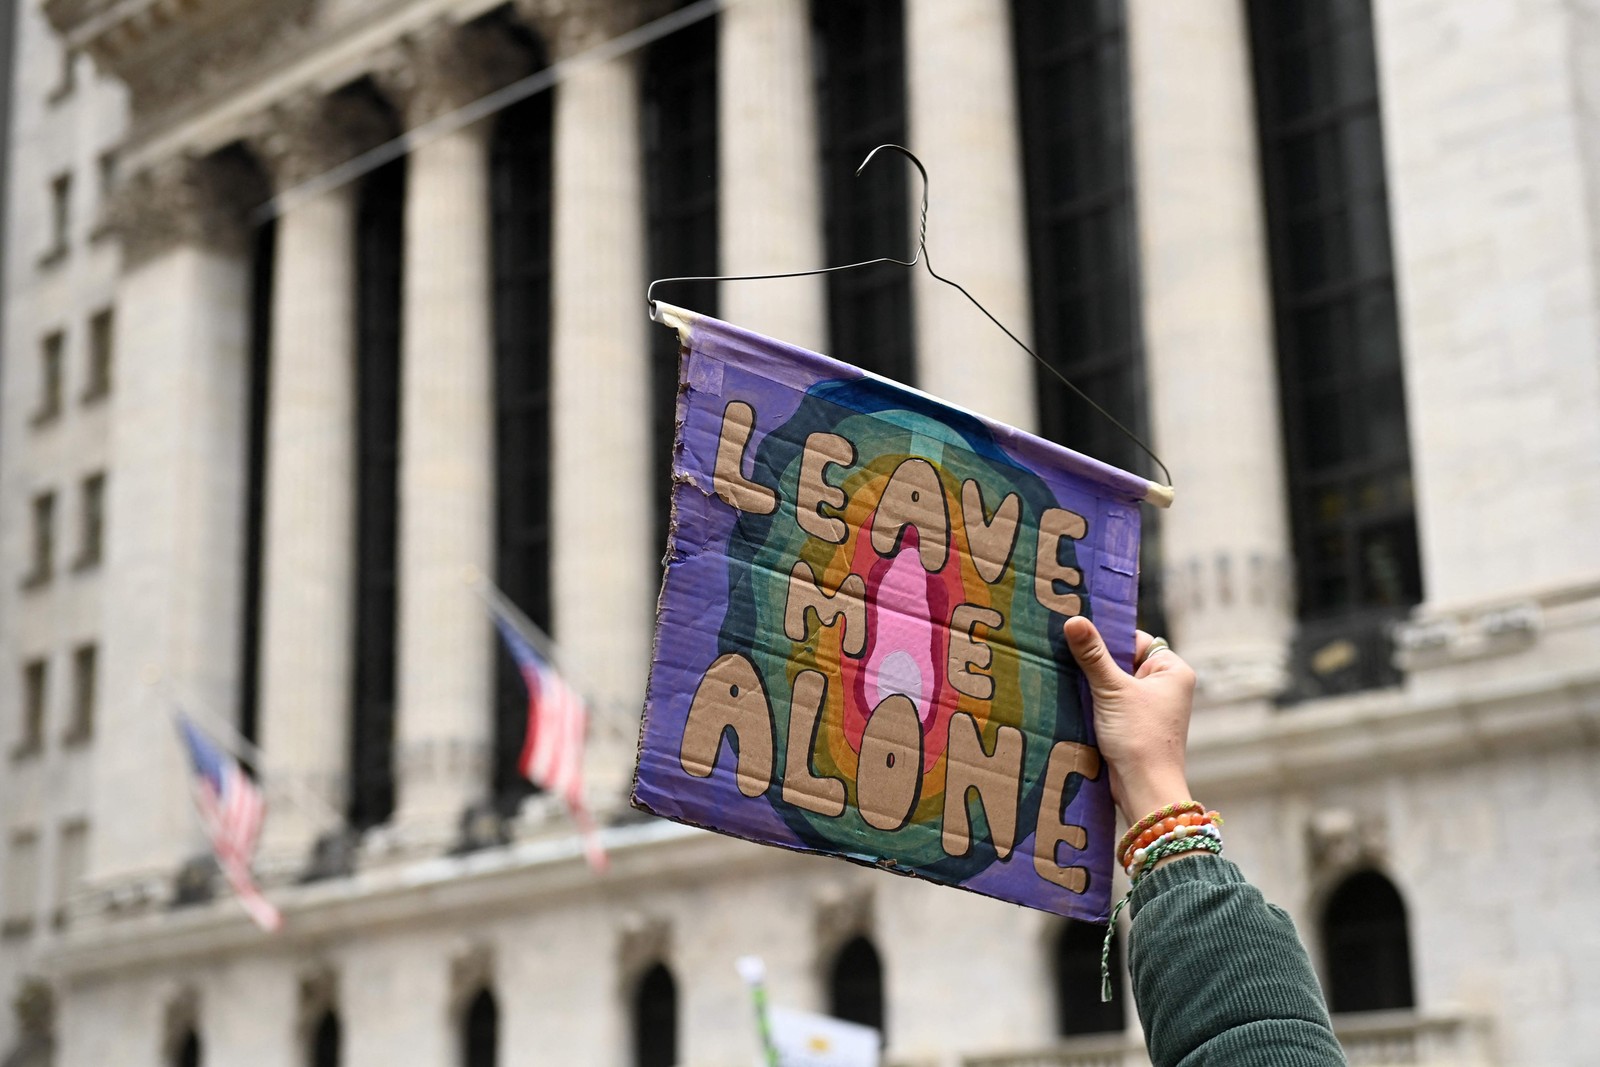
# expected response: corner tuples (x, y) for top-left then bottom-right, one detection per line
(1, 0), (1598, 1065)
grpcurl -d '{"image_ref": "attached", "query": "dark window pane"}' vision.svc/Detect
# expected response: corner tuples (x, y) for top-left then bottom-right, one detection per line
(632, 964), (678, 1067)
(1250, 0), (1422, 651)
(814, 0), (914, 383)
(491, 79), (555, 815)
(1056, 921), (1125, 1035)
(1013, 0), (1165, 638)
(644, 6), (719, 570)
(1323, 870), (1415, 1013)
(829, 935), (885, 1041)
(461, 989), (498, 1067)
(350, 156), (405, 829)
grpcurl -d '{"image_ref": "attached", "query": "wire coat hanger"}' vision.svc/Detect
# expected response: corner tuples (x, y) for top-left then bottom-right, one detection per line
(647, 144), (1174, 500)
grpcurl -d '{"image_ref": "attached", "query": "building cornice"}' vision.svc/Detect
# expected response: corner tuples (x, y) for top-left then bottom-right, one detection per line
(40, 821), (820, 981)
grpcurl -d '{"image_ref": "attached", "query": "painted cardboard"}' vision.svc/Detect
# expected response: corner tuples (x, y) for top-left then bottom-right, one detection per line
(632, 307), (1152, 922)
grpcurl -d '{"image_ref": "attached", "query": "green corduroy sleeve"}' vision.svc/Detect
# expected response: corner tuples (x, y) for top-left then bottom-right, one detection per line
(1128, 856), (1348, 1067)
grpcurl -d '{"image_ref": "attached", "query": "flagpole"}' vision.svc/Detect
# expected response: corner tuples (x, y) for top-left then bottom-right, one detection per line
(152, 677), (343, 832)
(736, 957), (783, 1067)
(464, 567), (568, 668)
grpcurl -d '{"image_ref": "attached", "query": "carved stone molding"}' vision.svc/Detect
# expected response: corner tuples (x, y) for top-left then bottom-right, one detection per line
(297, 965), (337, 1024)
(246, 88), (397, 191)
(162, 986), (200, 1053)
(1307, 807), (1389, 881)
(49, 0), (318, 125)
(449, 944), (496, 1012)
(374, 18), (535, 128)
(514, 0), (672, 59)
(813, 882), (873, 961)
(615, 912), (672, 992)
(110, 150), (265, 267)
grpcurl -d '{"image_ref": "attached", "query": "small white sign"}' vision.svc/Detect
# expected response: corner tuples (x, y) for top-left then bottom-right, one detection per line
(768, 1007), (880, 1067)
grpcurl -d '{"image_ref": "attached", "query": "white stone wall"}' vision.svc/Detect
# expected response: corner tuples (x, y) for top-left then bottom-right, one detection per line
(0, 0), (125, 1052)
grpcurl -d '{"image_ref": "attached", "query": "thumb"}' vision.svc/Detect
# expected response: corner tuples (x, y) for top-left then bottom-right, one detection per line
(1063, 616), (1129, 694)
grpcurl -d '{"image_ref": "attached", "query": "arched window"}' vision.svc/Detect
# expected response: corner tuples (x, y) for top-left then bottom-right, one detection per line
(1054, 921), (1124, 1036)
(460, 988), (498, 1067)
(1010, 0), (1163, 636)
(632, 962), (678, 1067)
(490, 68), (555, 815)
(828, 935), (885, 1041)
(643, 2), (719, 565)
(1249, 0), (1421, 697)
(308, 1009), (340, 1067)
(172, 1029), (201, 1067)
(349, 152), (406, 829)
(813, 0), (914, 384)
(1322, 869), (1415, 1013)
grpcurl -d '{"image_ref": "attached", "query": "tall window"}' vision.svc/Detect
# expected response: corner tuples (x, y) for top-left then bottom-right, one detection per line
(35, 330), (64, 424)
(1322, 869), (1415, 1013)
(813, 0), (914, 383)
(1054, 921), (1124, 1036)
(16, 659), (46, 759)
(172, 1030), (202, 1067)
(2, 832), (38, 936)
(76, 471), (105, 569)
(24, 491), (56, 589)
(44, 172), (71, 263)
(238, 219), (276, 749)
(350, 158), (405, 829)
(1012, 1), (1164, 634)
(1249, 0), (1420, 696)
(309, 1009), (340, 1067)
(828, 935), (885, 1041)
(643, 4), (719, 562)
(64, 643), (95, 744)
(490, 82), (554, 815)
(632, 963), (678, 1067)
(460, 989), (498, 1067)
(53, 820), (87, 929)
(85, 307), (113, 402)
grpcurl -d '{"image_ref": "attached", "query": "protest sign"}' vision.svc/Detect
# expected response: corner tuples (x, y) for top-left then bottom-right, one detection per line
(633, 306), (1163, 921)
(768, 1008), (880, 1067)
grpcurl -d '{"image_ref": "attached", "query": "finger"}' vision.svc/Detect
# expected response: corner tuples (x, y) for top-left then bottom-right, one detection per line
(1133, 630), (1155, 662)
(1063, 616), (1130, 692)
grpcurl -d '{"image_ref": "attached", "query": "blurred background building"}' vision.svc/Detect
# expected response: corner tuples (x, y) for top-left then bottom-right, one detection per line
(1, 0), (1597, 1063)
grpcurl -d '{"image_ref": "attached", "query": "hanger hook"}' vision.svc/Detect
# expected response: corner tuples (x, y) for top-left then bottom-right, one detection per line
(854, 144), (929, 267)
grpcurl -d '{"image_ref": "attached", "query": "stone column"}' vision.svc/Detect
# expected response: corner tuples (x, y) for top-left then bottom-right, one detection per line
(246, 94), (370, 865)
(380, 23), (530, 844)
(718, 0), (827, 352)
(91, 153), (258, 887)
(905, 0), (1036, 431)
(536, 7), (655, 811)
(1126, 0), (1295, 704)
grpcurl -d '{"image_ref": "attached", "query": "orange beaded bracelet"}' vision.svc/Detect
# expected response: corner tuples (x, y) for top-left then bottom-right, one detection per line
(1118, 807), (1223, 869)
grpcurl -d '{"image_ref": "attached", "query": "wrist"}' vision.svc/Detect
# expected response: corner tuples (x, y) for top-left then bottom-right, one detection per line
(1117, 772), (1192, 825)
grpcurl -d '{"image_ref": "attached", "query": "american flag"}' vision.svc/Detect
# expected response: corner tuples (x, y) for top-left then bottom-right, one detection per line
(177, 714), (283, 931)
(483, 586), (608, 871)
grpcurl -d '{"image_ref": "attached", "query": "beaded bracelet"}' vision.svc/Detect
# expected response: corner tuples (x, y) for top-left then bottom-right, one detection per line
(1119, 809), (1223, 869)
(1100, 822), (1226, 1003)
(1116, 800), (1204, 863)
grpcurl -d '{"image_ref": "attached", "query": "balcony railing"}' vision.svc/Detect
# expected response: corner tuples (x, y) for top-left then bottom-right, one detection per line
(961, 1011), (1494, 1067)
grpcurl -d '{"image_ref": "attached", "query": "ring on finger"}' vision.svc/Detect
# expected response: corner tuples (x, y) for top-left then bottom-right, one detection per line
(1139, 636), (1173, 668)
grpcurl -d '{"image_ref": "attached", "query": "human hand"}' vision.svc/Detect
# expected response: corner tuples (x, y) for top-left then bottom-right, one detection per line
(1062, 617), (1197, 824)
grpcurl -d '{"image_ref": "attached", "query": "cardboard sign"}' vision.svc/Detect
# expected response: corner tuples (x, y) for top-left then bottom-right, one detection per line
(633, 307), (1155, 921)
(769, 1007), (880, 1067)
